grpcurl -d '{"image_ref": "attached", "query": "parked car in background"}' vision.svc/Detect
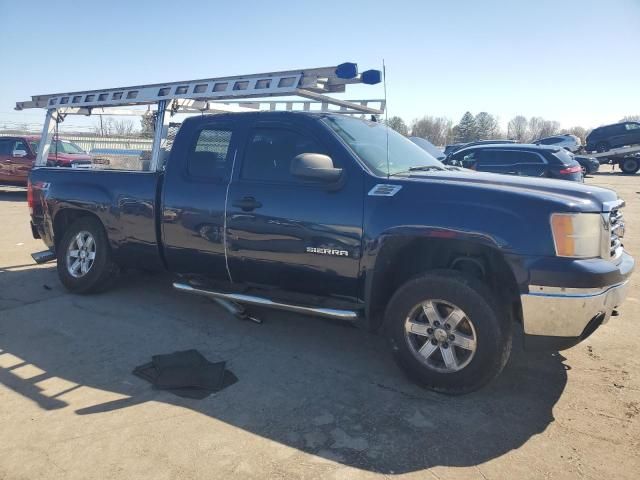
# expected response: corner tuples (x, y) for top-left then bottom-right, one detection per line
(30, 137), (92, 167)
(0, 136), (91, 186)
(573, 154), (600, 175)
(534, 134), (581, 153)
(586, 121), (640, 153)
(444, 143), (583, 181)
(409, 136), (446, 160)
(443, 143), (466, 156)
(444, 139), (516, 156)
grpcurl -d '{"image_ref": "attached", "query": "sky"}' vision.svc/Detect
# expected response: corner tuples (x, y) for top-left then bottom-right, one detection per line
(1, 0), (639, 132)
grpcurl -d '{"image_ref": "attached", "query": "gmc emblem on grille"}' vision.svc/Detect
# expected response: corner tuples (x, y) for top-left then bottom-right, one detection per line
(306, 247), (349, 257)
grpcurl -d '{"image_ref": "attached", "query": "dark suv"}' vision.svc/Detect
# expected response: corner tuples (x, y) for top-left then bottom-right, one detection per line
(444, 144), (583, 181)
(586, 122), (640, 153)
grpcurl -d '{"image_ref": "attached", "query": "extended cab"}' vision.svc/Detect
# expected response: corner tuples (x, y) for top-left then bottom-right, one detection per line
(28, 112), (634, 394)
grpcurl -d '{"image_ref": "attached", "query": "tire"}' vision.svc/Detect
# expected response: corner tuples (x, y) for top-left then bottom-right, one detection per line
(57, 216), (118, 293)
(385, 270), (512, 395)
(596, 142), (610, 153)
(620, 157), (640, 175)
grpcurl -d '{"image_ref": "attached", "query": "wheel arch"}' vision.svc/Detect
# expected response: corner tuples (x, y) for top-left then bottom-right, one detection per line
(364, 235), (522, 331)
(53, 208), (108, 253)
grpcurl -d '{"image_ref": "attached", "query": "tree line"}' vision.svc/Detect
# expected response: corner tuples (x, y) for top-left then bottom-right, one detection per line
(386, 113), (640, 146)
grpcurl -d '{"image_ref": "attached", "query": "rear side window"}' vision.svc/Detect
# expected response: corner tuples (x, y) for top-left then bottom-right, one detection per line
(625, 123), (640, 131)
(478, 150), (515, 166)
(551, 149), (574, 164)
(480, 150), (543, 165)
(187, 128), (233, 179)
(241, 128), (326, 183)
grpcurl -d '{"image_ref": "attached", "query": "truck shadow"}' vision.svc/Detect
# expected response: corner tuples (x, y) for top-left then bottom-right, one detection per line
(0, 266), (568, 474)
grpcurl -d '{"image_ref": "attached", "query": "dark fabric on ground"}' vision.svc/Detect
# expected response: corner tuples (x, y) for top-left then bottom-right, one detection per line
(133, 349), (237, 399)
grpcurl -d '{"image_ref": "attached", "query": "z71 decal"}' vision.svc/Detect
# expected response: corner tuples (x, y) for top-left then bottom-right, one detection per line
(306, 247), (349, 257)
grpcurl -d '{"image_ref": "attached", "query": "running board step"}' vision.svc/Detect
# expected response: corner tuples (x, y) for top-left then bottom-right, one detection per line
(173, 282), (359, 322)
(31, 250), (56, 264)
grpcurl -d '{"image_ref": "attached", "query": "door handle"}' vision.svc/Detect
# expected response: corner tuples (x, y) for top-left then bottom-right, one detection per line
(232, 196), (262, 212)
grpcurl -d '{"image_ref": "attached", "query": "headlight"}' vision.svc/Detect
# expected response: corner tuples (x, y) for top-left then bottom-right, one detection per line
(550, 213), (603, 258)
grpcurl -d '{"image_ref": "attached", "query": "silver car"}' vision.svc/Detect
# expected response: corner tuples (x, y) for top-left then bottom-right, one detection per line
(534, 134), (582, 153)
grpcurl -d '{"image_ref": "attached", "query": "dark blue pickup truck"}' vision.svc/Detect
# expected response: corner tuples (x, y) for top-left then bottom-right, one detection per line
(28, 112), (634, 394)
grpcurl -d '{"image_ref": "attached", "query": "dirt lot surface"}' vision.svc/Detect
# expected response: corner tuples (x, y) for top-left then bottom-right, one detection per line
(1, 174), (639, 480)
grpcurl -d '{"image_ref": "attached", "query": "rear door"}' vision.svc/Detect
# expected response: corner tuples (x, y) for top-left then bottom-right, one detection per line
(225, 120), (364, 300)
(161, 117), (239, 279)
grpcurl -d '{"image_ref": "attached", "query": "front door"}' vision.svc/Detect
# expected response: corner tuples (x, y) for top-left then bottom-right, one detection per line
(225, 122), (364, 301)
(10, 138), (34, 184)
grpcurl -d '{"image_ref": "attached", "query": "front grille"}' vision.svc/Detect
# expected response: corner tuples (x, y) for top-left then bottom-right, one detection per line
(609, 206), (625, 258)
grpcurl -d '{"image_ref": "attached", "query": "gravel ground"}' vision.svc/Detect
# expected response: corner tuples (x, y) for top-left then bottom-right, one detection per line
(0, 173), (638, 480)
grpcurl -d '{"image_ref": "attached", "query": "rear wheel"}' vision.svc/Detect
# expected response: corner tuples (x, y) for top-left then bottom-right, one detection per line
(620, 157), (640, 174)
(596, 142), (610, 153)
(385, 271), (511, 395)
(57, 216), (118, 293)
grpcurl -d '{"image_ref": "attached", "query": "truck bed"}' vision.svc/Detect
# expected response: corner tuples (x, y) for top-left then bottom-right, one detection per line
(29, 167), (165, 271)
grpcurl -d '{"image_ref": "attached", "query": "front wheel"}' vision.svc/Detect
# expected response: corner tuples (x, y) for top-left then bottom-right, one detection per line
(57, 216), (118, 293)
(385, 271), (511, 395)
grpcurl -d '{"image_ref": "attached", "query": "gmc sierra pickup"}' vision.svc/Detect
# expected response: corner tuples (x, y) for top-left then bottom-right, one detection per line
(28, 112), (634, 394)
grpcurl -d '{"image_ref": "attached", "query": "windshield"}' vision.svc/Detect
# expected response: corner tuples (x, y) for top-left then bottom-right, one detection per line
(54, 140), (85, 154)
(30, 140), (85, 154)
(323, 116), (444, 176)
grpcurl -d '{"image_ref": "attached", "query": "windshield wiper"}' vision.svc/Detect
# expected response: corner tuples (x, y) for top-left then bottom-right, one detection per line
(389, 165), (445, 176)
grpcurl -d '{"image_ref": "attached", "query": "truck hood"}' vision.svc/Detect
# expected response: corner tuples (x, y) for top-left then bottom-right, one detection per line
(404, 169), (618, 212)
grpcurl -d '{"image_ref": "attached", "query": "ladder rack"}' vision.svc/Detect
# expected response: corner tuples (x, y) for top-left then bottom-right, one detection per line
(16, 62), (383, 115)
(20, 61), (384, 171)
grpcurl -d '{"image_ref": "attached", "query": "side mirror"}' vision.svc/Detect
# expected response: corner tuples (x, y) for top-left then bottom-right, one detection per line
(13, 149), (27, 158)
(291, 153), (342, 182)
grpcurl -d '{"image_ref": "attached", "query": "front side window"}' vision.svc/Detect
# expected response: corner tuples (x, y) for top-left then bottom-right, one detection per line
(13, 140), (28, 153)
(323, 116), (444, 176)
(187, 128), (233, 178)
(241, 128), (326, 182)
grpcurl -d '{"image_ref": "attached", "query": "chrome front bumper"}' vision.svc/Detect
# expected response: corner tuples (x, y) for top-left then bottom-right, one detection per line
(521, 281), (629, 337)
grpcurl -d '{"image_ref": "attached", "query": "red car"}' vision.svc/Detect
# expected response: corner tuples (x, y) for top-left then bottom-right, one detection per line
(0, 136), (91, 186)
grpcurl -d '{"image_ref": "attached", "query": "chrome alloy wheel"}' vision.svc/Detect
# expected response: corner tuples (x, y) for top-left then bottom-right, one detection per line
(66, 231), (96, 278)
(404, 299), (477, 373)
